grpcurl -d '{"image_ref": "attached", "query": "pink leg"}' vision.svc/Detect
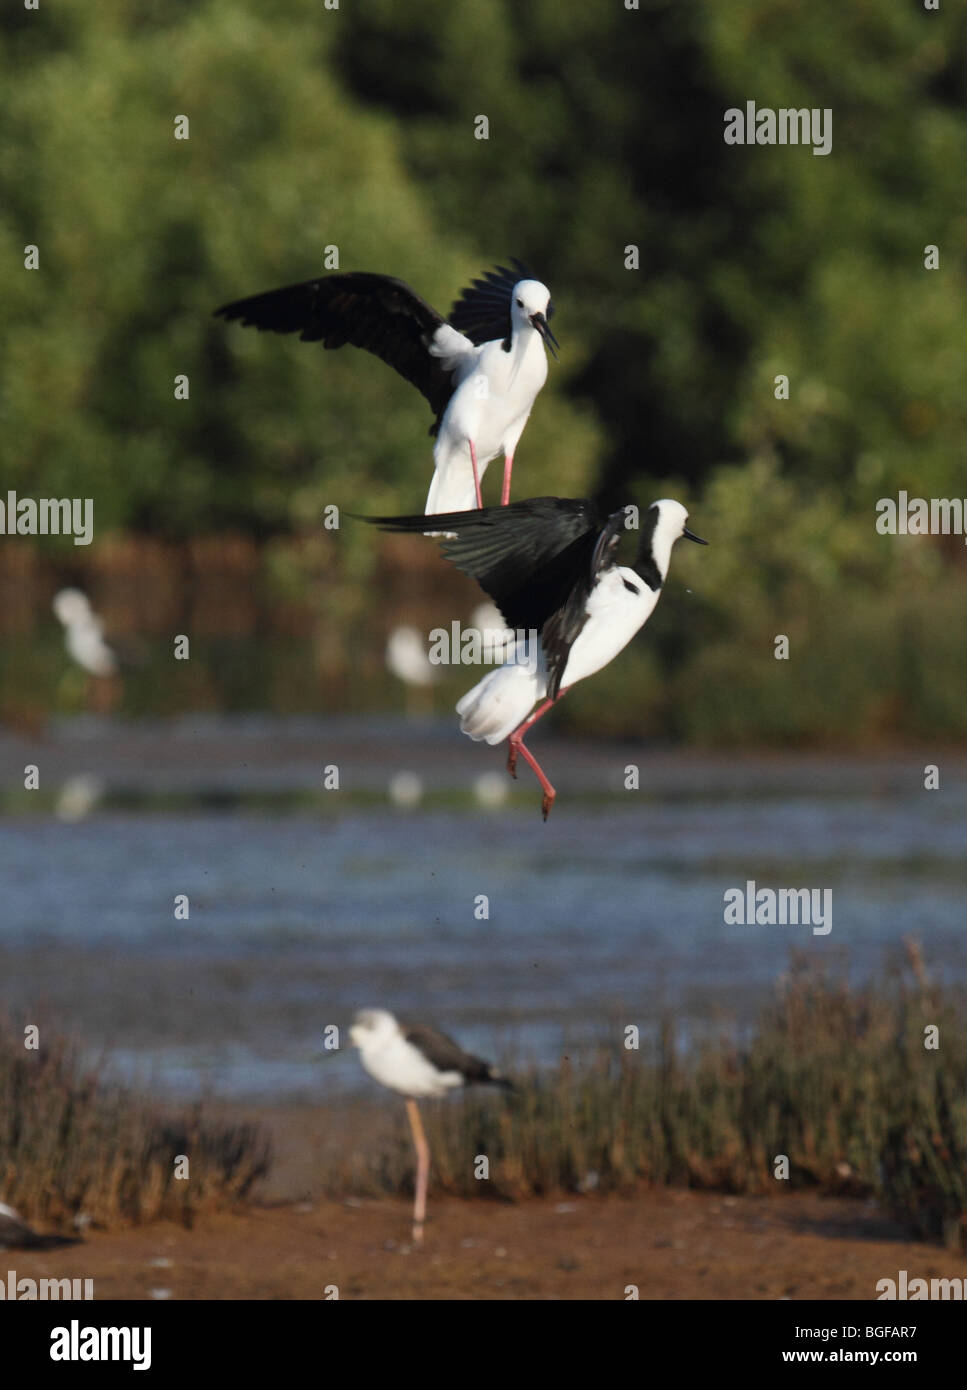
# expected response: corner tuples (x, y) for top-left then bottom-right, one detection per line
(506, 691), (568, 820)
(468, 440), (483, 510)
(514, 742), (557, 821)
(500, 453), (514, 506)
(405, 1097), (430, 1247)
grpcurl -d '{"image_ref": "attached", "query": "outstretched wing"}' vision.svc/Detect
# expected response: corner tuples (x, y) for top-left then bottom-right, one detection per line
(448, 258), (549, 346)
(355, 498), (603, 642)
(541, 507), (629, 698)
(215, 272), (458, 425)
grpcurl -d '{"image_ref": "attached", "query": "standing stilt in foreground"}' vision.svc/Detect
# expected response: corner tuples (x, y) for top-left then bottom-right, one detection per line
(216, 260), (558, 513)
(349, 1009), (512, 1246)
(356, 497), (707, 818)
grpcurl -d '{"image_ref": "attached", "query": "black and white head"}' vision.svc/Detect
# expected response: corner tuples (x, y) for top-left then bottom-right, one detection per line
(636, 499), (707, 588)
(511, 279), (558, 356)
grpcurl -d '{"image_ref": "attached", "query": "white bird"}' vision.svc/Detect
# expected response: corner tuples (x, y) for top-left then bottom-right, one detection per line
(55, 772), (105, 822)
(385, 623), (438, 718)
(215, 260), (558, 514)
(349, 1009), (511, 1246)
(52, 589), (117, 677)
(387, 771), (424, 808)
(359, 497), (707, 818)
(385, 624), (437, 689)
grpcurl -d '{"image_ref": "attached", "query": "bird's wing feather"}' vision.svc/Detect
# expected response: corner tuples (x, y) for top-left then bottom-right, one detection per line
(215, 273), (455, 424)
(541, 507), (629, 698)
(448, 258), (539, 346)
(401, 1023), (494, 1081)
(354, 499), (603, 641)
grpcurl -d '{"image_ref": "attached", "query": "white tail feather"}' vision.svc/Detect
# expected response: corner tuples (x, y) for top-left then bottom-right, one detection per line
(456, 663), (543, 745)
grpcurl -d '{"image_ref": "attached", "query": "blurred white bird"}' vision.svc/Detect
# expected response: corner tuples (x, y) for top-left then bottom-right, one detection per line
(385, 624), (438, 717)
(52, 589), (117, 677)
(387, 771), (425, 808)
(55, 773), (105, 823)
(349, 1009), (511, 1245)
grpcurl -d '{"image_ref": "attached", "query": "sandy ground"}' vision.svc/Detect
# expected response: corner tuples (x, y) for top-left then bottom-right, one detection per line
(10, 1190), (967, 1301)
(13, 1102), (966, 1301)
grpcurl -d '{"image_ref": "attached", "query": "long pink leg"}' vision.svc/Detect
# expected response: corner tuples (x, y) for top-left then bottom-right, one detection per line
(468, 440), (483, 510)
(506, 690), (568, 820)
(405, 1097), (430, 1247)
(500, 452), (514, 506)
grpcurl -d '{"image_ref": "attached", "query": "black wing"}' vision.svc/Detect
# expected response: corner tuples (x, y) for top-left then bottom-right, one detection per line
(215, 272), (456, 426)
(355, 498), (603, 640)
(541, 507), (629, 698)
(448, 258), (546, 347)
(401, 1022), (506, 1086)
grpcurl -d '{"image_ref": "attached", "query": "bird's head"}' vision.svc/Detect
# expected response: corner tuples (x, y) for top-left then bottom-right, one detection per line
(651, 499), (708, 549)
(512, 279), (559, 358)
(52, 588), (93, 627)
(349, 1009), (397, 1051)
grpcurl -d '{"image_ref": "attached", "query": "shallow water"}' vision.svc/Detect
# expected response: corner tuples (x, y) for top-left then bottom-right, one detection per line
(2, 717), (965, 1101)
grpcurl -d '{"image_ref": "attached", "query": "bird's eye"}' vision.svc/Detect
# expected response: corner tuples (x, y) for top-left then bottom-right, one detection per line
(515, 298), (524, 307)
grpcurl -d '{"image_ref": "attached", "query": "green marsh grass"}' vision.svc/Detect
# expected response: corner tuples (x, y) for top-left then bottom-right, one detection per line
(0, 1019), (270, 1232)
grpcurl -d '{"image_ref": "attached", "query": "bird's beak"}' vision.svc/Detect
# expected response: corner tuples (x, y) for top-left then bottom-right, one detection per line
(683, 527), (708, 545)
(530, 312), (560, 359)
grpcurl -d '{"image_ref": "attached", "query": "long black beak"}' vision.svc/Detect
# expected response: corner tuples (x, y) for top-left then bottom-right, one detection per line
(683, 527), (708, 545)
(530, 312), (560, 359)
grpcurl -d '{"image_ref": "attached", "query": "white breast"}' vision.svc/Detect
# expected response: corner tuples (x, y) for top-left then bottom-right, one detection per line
(360, 1034), (464, 1099)
(559, 567), (659, 690)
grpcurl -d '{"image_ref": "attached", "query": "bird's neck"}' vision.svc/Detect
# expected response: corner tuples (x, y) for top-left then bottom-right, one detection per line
(508, 320), (539, 357)
(636, 529), (674, 592)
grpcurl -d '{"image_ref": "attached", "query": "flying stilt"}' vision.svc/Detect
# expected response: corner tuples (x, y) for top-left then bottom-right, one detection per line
(215, 260), (558, 513)
(356, 497), (707, 818)
(349, 1009), (511, 1246)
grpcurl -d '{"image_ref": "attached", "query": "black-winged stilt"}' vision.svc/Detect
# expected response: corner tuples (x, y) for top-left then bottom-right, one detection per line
(349, 1009), (511, 1246)
(52, 589), (117, 678)
(356, 497), (707, 818)
(0, 1202), (78, 1250)
(215, 261), (558, 513)
(385, 623), (438, 718)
